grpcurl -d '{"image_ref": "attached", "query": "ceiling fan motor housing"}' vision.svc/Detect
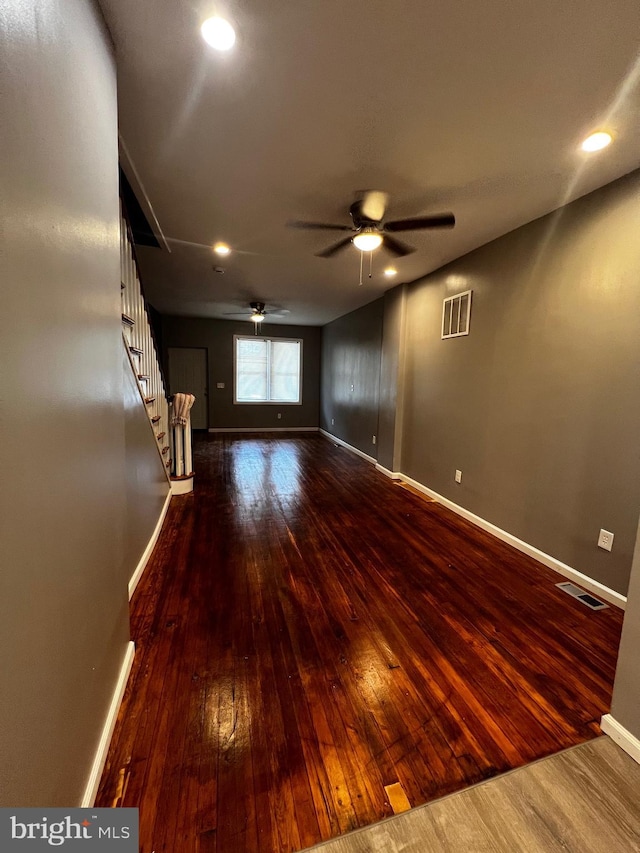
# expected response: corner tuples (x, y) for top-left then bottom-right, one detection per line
(349, 200), (379, 229)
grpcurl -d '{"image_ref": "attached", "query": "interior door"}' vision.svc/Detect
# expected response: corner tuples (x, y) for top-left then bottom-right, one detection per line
(168, 347), (208, 430)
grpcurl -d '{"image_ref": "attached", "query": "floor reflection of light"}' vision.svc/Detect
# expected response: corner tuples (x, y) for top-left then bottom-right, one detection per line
(230, 441), (303, 508)
(204, 671), (253, 759)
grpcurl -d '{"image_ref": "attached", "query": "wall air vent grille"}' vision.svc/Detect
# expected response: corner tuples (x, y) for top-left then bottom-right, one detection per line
(442, 290), (472, 338)
(556, 582), (608, 610)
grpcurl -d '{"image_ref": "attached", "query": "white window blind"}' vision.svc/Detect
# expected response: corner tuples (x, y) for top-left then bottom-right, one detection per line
(235, 337), (302, 403)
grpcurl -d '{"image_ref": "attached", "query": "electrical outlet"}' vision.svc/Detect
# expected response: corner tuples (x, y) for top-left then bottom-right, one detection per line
(277, 412), (281, 419)
(455, 469), (462, 483)
(372, 435), (376, 445)
(350, 383), (354, 392)
(598, 529), (614, 552)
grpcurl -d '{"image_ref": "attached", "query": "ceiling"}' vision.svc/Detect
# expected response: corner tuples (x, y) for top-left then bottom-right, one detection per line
(100, 0), (640, 326)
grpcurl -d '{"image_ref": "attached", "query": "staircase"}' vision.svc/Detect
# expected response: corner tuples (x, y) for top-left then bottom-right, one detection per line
(119, 205), (194, 494)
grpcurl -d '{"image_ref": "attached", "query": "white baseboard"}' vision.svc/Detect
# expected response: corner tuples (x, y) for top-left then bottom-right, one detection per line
(81, 640), (135, 807)
(319, 429), (377, 465)
(208, 426), (318, 433)
(398, 473), (626, 609)
(375, 463), (402, 480)
(128, 489), (172, 600)
(601, 714), (640, 765)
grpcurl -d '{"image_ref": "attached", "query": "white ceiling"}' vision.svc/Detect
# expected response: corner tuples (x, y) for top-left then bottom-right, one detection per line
(101, 0), (640, 326)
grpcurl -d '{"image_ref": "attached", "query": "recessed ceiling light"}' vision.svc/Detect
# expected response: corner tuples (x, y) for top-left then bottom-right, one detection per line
(384, 267), (397, 277)
(581, 131), (612, 152)
(353, 230), (383, 252)
(213, 242), (231, 256)
(201, 17), (236, 51)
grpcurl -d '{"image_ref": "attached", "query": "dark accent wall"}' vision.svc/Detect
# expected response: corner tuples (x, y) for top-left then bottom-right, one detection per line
(1, 0), (130, 805)
(161, 317), (321, 430)
(377, 286), (407, 473)
(402, 170), (640, 595)
(320, 299), (384, 456)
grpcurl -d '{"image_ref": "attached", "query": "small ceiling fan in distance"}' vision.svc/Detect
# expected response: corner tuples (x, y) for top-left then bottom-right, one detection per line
(287, 190), (455, 258)
(225, 301), (290, 333)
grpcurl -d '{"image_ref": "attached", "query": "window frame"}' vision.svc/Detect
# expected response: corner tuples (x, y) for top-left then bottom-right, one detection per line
(233, 334), (303, 405)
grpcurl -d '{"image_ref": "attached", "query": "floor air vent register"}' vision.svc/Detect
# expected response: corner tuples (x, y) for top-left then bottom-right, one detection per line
(556, 582), (608, 610)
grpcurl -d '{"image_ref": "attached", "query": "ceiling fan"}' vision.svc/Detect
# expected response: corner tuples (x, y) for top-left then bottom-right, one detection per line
(225, 301), (290, 332)
(287, 190), (455, 258)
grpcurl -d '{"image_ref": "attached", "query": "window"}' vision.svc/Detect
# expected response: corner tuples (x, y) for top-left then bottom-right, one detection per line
(234, 336), (302, 404)
(442, 290), (472, 338)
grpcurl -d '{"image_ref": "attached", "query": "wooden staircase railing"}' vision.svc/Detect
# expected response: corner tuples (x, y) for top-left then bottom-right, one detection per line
(119, 203), (170, 480)
(119, 202), (195, 494)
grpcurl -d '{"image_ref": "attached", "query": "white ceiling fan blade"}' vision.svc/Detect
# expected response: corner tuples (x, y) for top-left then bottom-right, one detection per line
(360, 190), (389, 222)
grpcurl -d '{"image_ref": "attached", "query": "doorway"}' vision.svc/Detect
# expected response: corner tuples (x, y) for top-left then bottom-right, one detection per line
(168, 347), (208, 430)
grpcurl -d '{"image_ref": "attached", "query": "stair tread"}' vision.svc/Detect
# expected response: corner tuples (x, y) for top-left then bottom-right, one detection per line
(138, 374), (150, 380)
(121, 313), (135, 326)
(151, 415), (161, 423)
(156, 432), (166, 440)
(129, 345), (143, 355)
(162, 446), (170, 454)
(145, 397), (156, 404)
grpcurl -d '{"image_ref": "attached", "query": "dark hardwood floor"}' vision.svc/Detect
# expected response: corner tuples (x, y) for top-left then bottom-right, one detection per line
(96, 433), (624, 853)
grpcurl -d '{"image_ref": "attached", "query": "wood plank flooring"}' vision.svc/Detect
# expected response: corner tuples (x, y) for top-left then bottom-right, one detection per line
(304, 737), (640, 852)
(96, 433), (624, 852)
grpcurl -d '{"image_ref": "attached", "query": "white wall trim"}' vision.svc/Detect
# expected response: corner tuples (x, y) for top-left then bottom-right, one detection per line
(119, 136), (170, 252)
(319, 429), (377, 465)
(128, 489), (172, 600)
(375, 463), (402, 480)
(208, 426), (318, 433)
(398, 473), (626, 609)
(81, 641), (135, 807)
(601, 714), (640, 765)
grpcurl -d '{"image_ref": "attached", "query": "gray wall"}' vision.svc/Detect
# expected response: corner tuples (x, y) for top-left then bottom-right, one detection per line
(402, 170), (640, 595)
(321, 299), (384, 456)
(0, 0), (130, 805)
(610, 520), (640, 734)
(123, 353), (170, 589)
(162, 316), (321, 429)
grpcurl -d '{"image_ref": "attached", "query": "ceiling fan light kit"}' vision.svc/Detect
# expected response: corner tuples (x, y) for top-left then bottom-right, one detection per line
(353, 229), (383, 252)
